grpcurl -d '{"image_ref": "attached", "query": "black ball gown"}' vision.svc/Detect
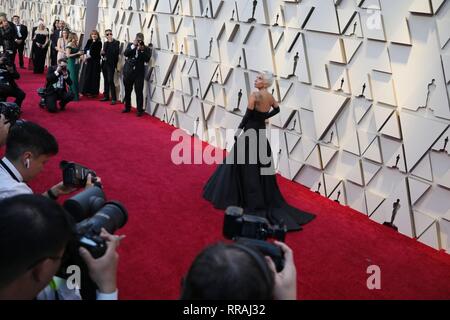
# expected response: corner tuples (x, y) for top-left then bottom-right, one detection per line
(203, 107), (316, 231)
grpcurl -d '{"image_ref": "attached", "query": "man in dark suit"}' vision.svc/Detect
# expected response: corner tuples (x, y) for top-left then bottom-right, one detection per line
(12, 16), (28, 69)
(100, 29), (120, 105)
(122, 33), (151, 117)
(49, 20), (65, 66)
(0, 13), (18, 61)
(0, 54), (26, 106)
(44, 57), (74, 113)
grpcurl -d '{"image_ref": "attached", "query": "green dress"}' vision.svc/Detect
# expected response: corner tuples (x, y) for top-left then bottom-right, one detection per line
(67, 46), (80, 101)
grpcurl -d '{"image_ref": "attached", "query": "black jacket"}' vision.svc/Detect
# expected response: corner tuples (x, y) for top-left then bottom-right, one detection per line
(14, 24), (28, 42)
(84, 39), (102, 61)
(0, 22), (18, 52)
(102, 39), (120, 68)
(123, 43), (151, 78)
(50, 28), (62, 50)
(46, 65), (72, 92)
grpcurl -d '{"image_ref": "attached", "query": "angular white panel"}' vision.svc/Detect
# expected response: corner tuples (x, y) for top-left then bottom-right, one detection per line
(346, 160), (363, 186)
(343, 38), (363, 64)
(319, 145), (338, 169)
(410, 0), (433, 14)
(380, 112), (402, 140)
(285, 131), (301, 154)
(311, 89), (349, 140)
(305, 0), (340, 34)
(366, 191), (385, 216)
(362, 159), (382, 186)
(329, 182), (347, 205)
(380, 0), (412, 45)
(363, 136), (383, 164)
(374, 178), (414, 237)
(412, 153), (434, 182)
(310, 174), (326, 196)
(390, 15), (450, 119)
(345, 181), (367, 214)
(408, 178), (431, 205)
(373, 104), (395, 132)
(323, 173), (342, 197)
(400, 111), (448, 171)
(413, 210), (436, 238)
(417, 222), (440, 250)
(305, 145), (322, 170)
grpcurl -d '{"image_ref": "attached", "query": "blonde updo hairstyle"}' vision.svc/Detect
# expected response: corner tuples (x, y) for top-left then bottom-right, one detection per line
(260, 71), (274, 88)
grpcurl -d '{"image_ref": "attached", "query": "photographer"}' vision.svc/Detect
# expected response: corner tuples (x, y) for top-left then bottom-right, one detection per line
(0, 194), (121, 300)
(0, 121), (98, 200)
(0, 102), (20, 147)
(0, 54), (26, 107)
(0, 13), (18, 60)
(44, 57), (74, 112)
(181, 241), (297, 300)
(0, 114), (9, 147)
(122, 33), (151, 117)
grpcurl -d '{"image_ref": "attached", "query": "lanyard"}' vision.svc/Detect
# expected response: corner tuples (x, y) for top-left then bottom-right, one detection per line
(0, 159), (20, 183)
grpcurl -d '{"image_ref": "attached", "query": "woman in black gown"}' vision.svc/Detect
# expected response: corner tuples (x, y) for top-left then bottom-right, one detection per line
(203, 72), (315, 231)
(80, 30), (102, 97)
(32, 23), (49, 74)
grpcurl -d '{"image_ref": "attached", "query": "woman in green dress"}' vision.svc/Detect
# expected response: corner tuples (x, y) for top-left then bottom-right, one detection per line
(65, 32), (83, 101)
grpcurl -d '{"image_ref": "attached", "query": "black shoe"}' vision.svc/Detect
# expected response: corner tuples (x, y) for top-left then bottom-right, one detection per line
(100, 97), (109, 102)
(60, 103), (66, 111)
(137, 111), (144, 117)
(122, 108), (131, 113)
(111, 100), (116, 105)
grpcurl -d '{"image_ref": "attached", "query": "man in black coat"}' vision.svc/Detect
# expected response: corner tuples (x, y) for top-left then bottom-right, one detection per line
(100, 29), (120, 105)
(44, 58), (74, 113)
(0, 54), (26, 106)
(122, 33), (151, 117)
(11, 16), (28, 69)
(49, 20), (65, 66)
(0, 13), (18, 61)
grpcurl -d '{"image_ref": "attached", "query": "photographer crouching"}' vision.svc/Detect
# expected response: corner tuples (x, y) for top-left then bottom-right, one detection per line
(42, 57), (74, 113)
(0, 54), (26, 107)
(0, 194), (123, 300)
(0, 120), (98, 200)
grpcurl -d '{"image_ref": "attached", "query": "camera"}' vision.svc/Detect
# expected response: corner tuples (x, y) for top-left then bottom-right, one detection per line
(235, 237), (285, 272)
(37, 88), (47, 108)
(60, 160), (97, 188)
(0, 54), (12, 67)
(0, 102), (21, 125)
(223, 206), (287, 242)
(63, 186), (128, 258)
(60, 187), (128, 299)
(223, 206), (287, 272)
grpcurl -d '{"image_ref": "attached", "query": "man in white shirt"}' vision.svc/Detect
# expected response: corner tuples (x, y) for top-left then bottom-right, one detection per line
(0, 120), (92, 200)
(0, 195), (120, 300)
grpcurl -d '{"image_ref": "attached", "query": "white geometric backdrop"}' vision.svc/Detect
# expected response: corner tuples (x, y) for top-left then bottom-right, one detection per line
(4, 0), (450, 252)
(0, 0), (87, 56)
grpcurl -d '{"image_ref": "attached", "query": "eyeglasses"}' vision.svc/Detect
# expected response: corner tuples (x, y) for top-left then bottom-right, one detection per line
(106, 33), (112, 36)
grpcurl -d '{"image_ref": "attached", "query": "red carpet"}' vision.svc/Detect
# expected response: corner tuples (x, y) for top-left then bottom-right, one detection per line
(7, 64), (450, 300)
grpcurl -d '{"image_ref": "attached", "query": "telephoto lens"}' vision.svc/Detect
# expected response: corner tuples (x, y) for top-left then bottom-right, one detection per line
(63, 186), (106, 222)
(78, 201), (128, 235)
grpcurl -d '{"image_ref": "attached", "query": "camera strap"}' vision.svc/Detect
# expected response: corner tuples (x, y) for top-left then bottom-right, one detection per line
(0, 159), (20, 183)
